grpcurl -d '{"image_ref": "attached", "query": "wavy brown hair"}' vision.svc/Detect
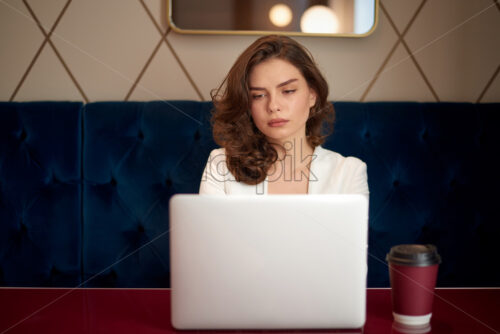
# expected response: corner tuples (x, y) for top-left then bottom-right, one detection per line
(210, 35), (334, 185)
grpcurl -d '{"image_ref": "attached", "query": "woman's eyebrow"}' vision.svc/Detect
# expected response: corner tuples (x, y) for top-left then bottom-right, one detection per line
(277, 78), (298, 88)
(249, 78), (298, 90)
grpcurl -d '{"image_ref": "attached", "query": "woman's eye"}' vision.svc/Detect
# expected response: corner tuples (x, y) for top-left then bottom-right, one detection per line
(252, 94), (265, 99)
(283, 89), (296, 94)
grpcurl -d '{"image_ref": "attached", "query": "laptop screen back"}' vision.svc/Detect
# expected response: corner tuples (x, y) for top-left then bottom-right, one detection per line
(170, 194), (368, 330)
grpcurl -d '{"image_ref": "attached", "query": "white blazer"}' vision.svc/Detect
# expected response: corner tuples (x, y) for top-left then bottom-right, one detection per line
(199, 146), (369, 196)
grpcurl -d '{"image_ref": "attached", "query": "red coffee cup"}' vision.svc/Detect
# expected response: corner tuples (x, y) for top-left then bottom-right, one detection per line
(386, 244), (441, 326)
(392, 321), (431, 334)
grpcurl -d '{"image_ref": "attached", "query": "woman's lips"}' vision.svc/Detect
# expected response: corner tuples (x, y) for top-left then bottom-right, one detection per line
(268, 119), (289, 127)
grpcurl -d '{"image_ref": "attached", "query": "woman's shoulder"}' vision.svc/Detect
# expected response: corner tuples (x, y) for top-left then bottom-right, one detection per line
(311, 146), (368, 195)
(209, 147), (226, 156)
(315, 146), (366, 168)
(207, 147), (227, 163)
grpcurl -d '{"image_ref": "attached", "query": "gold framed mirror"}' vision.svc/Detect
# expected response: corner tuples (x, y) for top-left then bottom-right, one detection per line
(167, 0), (379, 37)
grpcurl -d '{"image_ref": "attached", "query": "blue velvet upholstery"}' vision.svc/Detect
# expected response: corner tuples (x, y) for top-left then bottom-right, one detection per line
(82, 101), (214, 287)
(328, 102), (500, 287)
(0, 102), (82, 286)
(1, 101), (499, 288)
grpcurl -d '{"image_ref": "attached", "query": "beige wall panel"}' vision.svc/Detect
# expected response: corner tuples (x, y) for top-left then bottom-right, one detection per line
(381, 0), (423, 32)
(26, 0), (68, 30)
(166, 33), (257, 101)
(296, 8), (398, 101)
(405, 0), (500, 102)
(128, 43), (200, 101)
(50, 0), (161, 101)
(480, 74), (500, 103)
(1, 0), (499, 102)
(15, 45), (83, 101)
(364, 43), (436, 101)
(143, 0), (168, 32)
(0, 0), (43, 100)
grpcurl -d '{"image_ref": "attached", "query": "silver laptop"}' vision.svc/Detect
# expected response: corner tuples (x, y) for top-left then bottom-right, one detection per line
(169, 194), (369, 330)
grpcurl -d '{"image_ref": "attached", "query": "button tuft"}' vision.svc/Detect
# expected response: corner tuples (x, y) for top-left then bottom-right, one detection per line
(20, 221), (27, 234)
(450, 179), (457, 188)
(421, 129), (429, 140)
(19, 129), (27, 141)
(110, 270), (117, 279)
(50, 174), (60, 184)
(51, 266), (60, 276)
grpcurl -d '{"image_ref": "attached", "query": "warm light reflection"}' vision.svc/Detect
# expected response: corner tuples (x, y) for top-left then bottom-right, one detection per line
(300, 5), (339, 33)
(269, 4), (293, 27)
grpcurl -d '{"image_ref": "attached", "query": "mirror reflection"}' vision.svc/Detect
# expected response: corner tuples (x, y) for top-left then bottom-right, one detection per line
(169, 0), (378, 36)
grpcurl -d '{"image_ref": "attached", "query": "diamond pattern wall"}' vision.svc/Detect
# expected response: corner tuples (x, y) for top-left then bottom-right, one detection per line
(0, 0), (44, 100)
(296, 5), (399, 101)
(381, 0), (423, 33)
(364, 43), (436, 101)
(51, 0), (162, 101)
(1, 0), (499, 102)
(27, 0), (69, 29)
(480, 66), (500, 102)
(404, 0), (500, 102)
(127, 42), (201, 101)
(15, 44), (83, 100)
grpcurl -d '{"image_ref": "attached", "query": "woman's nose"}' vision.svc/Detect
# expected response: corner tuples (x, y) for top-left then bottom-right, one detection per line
(268, 93), (281, 113)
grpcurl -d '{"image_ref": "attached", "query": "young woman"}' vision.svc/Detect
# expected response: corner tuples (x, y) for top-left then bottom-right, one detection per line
(199, 35), (368, 196)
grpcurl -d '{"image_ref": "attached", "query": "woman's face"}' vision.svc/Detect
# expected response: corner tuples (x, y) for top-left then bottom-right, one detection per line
(248, 58), (316, 147)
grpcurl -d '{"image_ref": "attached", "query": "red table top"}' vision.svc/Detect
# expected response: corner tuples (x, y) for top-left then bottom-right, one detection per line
(0, 288), (498, 334)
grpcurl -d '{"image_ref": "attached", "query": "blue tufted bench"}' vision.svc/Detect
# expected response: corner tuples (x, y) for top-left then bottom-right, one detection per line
(1, 101), (499, 288)
(0, 102), (82, 286)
